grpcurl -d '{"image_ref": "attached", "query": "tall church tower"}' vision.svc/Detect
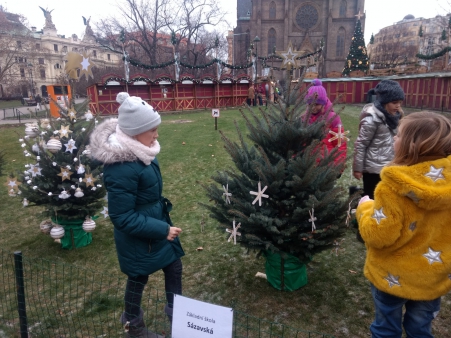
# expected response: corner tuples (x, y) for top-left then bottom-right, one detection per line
(233, 0), (366, 78)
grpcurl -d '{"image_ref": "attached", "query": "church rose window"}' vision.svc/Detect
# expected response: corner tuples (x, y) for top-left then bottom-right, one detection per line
(295, 4), (319, 31)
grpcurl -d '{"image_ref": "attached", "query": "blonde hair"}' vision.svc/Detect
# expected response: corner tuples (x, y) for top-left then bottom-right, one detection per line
(392, 111), (451, 166)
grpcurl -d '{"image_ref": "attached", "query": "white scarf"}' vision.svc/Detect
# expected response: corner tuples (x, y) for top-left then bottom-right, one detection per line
(114, 125), (160, 165)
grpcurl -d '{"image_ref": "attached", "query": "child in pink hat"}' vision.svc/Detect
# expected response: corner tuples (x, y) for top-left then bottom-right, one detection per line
(304, 79), (347, 167)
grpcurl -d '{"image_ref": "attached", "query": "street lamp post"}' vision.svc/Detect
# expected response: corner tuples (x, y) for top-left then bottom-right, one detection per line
(253, 36), (261, 81)
(27, 63), (35, 97)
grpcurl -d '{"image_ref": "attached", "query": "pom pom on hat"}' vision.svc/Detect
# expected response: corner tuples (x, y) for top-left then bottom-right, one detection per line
(305, 78), (328, 105)
(116, 92), (130, 104)
(116, 92), (161, 136)
(374, 80), (405, 105)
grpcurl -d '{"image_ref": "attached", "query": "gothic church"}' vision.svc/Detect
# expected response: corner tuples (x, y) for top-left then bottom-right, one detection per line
(233, 0), (366, 77)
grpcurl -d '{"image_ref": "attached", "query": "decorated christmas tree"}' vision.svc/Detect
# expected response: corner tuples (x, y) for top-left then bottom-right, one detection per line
(342, 13), (369, 76)
(8, 52), (107, 249)
(203, 77), (350, 290)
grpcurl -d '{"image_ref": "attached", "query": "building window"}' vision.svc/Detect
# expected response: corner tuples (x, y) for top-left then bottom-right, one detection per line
(38, 58), (44, 65)
(267, 28), (276, 54)
(72, 47), (78, 51)
(35, 43), (40, 50)
(336, 27), (346, 57)
(54, 44), (58, 52)
(339, 1), (347, 17)
(20, 68), (25, 77)
(93, 50), (97, 57)
(269, 2), (276, 19)
(107, 54), (111, 61)
(62, 46), (67, 52)
(40, 69), (46, 79)
(54, 63), (62, 69)
(16, 41), (22, 48)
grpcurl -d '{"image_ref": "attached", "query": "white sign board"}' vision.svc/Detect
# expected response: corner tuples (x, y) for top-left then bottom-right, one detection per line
(212, 108), (220, 117)
(172, 295), (233, 338)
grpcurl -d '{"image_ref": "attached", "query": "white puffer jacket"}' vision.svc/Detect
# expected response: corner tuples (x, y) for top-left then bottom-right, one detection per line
(353, 103), (397, 174)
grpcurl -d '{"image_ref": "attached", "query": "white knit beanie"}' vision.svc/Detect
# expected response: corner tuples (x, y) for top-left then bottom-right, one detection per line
(116, 92), (161, 136)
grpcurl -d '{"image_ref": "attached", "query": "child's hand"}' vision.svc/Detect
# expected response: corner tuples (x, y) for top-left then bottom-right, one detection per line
(358, 195), (372, 205)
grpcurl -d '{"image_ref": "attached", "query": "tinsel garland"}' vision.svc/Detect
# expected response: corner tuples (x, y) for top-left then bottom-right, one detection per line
(416, 47), (451, 60)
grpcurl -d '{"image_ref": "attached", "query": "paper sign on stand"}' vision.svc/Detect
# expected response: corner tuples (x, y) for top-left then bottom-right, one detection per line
(212, 109), (220, 117)
(172, 294), (233, 338)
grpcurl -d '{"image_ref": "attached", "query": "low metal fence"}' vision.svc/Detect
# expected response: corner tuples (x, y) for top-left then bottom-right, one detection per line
(0, 248), (334, 338)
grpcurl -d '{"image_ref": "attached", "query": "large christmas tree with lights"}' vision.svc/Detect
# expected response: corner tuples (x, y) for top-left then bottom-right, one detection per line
(342, 16), (369, 76)
(203, 77), (350, 290)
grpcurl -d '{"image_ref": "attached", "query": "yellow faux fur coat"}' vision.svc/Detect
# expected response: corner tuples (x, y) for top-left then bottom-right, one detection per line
(357, 155), (451, 300)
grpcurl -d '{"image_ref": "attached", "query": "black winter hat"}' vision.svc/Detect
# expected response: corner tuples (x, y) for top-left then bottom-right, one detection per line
(374, 80), (405, 105)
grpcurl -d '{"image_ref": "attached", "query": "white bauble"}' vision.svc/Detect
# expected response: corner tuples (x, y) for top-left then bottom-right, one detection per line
(25, 125), (39, 138)
(46, 139), (62, 153)
(40, 220), (52, 234)
(50, 226), (65, 239)
(82, 217), (96, 232)
(32, 143), (40, 154)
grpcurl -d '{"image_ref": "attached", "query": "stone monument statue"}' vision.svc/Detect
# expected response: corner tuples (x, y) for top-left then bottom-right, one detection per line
(39, 6), (56, 30)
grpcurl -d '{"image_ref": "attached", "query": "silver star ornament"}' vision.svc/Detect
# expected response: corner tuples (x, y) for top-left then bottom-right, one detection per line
(371, 207), (386, 224)
(424, 165), (445, 182)
(384, 273), (401, 288)
(423, 247), (442, 265)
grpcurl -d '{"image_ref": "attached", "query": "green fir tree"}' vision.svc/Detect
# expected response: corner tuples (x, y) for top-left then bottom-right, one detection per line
(203, 81), (349, 265)
(342, 19), (369, 76)
(370, 33), (374, 44)
(442, 29), (447, 41)
(14, 95), (106, 222)
(419, 25), (424, 37)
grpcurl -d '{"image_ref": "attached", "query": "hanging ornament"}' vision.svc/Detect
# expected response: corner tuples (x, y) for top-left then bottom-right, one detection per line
(328, 125), (350, 147)
(100, 206), (109, 218)
(83, 173), (95, 187)
(50, 225), (65, 239)
(40, 220), (52, 234)
(67, 108), (77, 121)
(84, 110), (93, 121)
(74, 187), (84, 198)
(22, 198), (29, 207)
(5, 177), (21, 193)
(46, 138), (62, 153)
(250, 181), (269, 206)
(76, 164), (85, 174)
(57, 168), (73, 181)
(226, 219), (241, 245)
(28, 164), (42, 177)
(40, 118), (51, 129)
(58, 190), (71, 199)
(82, 216), (96, 232)
(309, 207), (317, 232)
(8, 188), (17, 197)
(64, 139), (77, 154)
(222, 184), (232, 204)
(24, 123), (39, 138)
(32, 143), (40, 154)
(58, 125), (72, 138)
(82, 146), (92, 155)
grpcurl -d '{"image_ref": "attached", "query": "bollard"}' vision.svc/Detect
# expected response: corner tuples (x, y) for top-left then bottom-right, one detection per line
(14, 251), (29, 338)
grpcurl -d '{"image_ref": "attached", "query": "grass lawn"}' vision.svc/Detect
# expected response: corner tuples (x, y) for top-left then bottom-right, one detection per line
(0, 103), (450, 337)
(0, 100), (23, 109)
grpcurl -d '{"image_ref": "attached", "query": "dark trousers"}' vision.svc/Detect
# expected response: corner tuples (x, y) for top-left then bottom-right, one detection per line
(362, 172), (381, 199)
(124, 259), (183, 320)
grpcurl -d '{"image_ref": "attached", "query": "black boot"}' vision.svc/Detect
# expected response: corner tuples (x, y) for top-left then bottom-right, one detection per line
(164, 304), (173, 324)
(120, 308), (165, 338)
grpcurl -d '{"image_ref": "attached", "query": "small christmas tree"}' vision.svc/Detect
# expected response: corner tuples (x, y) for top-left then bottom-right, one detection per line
(203, 78), (349, 290)
(10, 52), (105, 249)
(342, 16), (369, 76)
(369, 33), (374, 45)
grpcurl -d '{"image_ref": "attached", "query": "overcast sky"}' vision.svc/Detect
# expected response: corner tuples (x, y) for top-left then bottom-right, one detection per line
(3, 0), (451, 46)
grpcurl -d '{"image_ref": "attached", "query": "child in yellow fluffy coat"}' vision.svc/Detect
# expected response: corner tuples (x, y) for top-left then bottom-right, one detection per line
(356, 111), (451, 338)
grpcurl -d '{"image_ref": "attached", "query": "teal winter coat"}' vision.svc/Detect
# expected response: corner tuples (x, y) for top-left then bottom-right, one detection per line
(90, 119), (184, 277)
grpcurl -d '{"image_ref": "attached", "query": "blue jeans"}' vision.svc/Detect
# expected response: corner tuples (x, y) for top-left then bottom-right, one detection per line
(124, 259), (183, 320)
(370, 284), (441, 338)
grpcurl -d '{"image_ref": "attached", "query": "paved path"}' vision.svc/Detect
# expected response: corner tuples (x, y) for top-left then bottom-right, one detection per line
(0, 99), (86, 125)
